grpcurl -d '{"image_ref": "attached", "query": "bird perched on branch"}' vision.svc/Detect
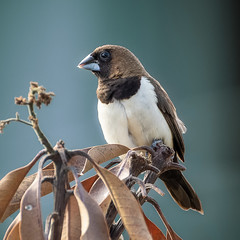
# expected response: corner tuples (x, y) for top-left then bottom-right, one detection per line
(78, 45), (202, 213)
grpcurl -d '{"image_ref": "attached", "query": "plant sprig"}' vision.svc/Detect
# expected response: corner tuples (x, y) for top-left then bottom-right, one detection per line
(0, 82), (55, 154)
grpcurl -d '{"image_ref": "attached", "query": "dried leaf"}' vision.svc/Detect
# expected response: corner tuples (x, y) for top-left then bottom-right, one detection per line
(143, 214), (166, 240)
(1, 204), (20, 224)
(88, 157), (152, 240)
(99, 195), (112, 215)
(159, 213), (181, 240)
(0, 150), (46, 222)
(81, 175), (99, 192)
(89, 161), (130, 205)
(20, 168), (45, 240)
(67, 155), (87, 175)
(1, 169), (54, 222)
(147, 198), (182, 240)
(84, 144), (129, 173)
(72, 171), (110, 240)
(166, 231), (182, 240)
(61, 195), (81, 240)
(3, 213), (21, 240)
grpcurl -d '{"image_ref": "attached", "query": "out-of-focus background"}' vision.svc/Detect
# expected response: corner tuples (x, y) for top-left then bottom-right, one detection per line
(0, 1), (239, 239)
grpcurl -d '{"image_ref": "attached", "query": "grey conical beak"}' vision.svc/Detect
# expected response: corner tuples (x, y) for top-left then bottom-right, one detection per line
(77, 54), (100, 72)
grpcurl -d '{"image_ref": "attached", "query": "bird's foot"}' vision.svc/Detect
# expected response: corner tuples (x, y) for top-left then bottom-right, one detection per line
(151, 139), (164, 151)
(146, 140), (186, 181)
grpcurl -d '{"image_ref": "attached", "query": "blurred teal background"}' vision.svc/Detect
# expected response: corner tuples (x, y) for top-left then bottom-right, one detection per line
(0, 1), (239, 239)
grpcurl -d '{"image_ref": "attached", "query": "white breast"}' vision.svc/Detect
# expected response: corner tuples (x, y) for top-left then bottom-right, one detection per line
(97, 76), (173, 148)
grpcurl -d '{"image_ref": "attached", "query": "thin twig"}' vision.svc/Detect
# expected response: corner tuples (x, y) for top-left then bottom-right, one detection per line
(128, 176), (147, 197)
(0, 117), (33, 127)
(27, 88), (55, 154)
(0, 112), (33, 133)
(145, 183), (165, 196)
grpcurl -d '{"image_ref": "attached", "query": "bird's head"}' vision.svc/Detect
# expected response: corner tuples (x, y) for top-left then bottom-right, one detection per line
(78, 45), (147, 80)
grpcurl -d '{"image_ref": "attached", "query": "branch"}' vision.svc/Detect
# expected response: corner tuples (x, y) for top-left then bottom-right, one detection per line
(43, 141), (70, 240)
(0, 82), (55, 154)
(27, 82), (55, 154)
(0, 112), (32, 133)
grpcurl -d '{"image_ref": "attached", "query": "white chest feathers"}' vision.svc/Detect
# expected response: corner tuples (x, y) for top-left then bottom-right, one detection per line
(97, 76), (173, 148)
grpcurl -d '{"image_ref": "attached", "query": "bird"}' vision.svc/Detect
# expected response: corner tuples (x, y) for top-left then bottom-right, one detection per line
(78, 44), (202, 213)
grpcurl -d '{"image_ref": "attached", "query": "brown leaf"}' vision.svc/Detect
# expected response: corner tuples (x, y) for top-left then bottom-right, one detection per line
(99, 196), (112, 216)
(88, 160), (130, 215)
(20, 168), (45, 240)
(88, 157), (152, 240)
(147, 198), (182, 240)
(72, 171), (110, 240)
(143, 214), (166, 240)
(3, 213), (21, 240)
(0, 150), (46, 222)
(1, 168), (54, 222)
(159, 213), (181, 240)
(89, 161), (130, 205)
(166, 231), (182, 240)
(84, 144), (129, 173)
(81, 174), (99, 193)
(67, 155), (87, 175)
(61, 195), (81, 240)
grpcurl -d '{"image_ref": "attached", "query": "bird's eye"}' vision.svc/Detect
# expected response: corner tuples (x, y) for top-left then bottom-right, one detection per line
(99, 51), (111, 61)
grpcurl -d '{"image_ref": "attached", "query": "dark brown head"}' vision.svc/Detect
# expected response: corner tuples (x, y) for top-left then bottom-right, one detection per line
(78, 45), (147, 80)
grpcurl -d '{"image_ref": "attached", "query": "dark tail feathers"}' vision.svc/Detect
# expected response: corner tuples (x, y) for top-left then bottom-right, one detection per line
(160, 170), (203, 214)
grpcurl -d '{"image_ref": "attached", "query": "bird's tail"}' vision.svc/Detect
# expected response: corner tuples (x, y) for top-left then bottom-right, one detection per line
(160, 170), (203, 214)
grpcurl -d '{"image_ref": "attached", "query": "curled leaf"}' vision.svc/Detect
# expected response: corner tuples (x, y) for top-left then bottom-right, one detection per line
(81, 175), (99, 193)
(89, 161), (130, 206)
(1, 168), (54, 222)
(20, 166), (45, 239)
(0, 150), (46, 222)
(144, 214), (166, 240)
(145, 197), (182, 240)
(72, 170), (110, 240)
(61, 195), (81, 240)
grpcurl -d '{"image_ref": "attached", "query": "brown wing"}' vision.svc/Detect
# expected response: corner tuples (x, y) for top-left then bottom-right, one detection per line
(147, 77), (203, 213)
(148, 76), (185, 161)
